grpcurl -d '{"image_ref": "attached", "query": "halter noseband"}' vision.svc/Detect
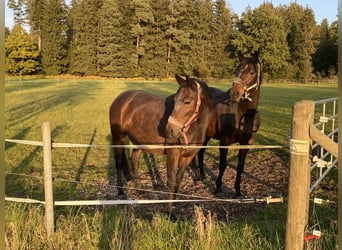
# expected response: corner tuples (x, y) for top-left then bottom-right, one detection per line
(233, 62), (261, 101)
(167, 81), (202, 145)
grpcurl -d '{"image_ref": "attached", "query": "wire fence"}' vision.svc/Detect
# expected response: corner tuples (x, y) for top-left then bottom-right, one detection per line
(5, 133), (285, 207)
(5, 96), (338, 242)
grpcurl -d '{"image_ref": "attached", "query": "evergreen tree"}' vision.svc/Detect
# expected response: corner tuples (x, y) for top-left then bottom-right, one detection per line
(165, 0), (191, 77)
(129, 0), (155, 77)
(312, 19), (338, 77)
(26, 0), (46, 51)
(97, 0), (129, 77)
(166, 0), (197, 75)
(191, 0), (214, 78)
(40, 0), (69, 75)
(139, 0), (170, 78)
(5, 27), (11, 38)
(68, 0), (101, 76)
(7, 0), (27, 26)
(5, 24), (41, 75)
(210, 0), (232, 78)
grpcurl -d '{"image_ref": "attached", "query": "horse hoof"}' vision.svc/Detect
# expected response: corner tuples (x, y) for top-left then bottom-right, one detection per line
(117, 188), (125, 196)
(235, 192), (244, 198)
(194, 174), (206, 182)
(215, 192), (225, 199)
(167, 212), (178, 222)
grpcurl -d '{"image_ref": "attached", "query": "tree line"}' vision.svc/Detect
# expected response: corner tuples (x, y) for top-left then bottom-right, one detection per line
(5, 0), (338, 82)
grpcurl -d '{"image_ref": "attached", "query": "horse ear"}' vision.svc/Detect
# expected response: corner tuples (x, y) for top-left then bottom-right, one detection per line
(238, 51), (245, 62)
(185, 76), (199, 89)
(175, 74), (186, 86)
(252, 51), (259, 62)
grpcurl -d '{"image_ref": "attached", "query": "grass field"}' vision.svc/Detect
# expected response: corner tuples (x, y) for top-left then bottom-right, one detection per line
(5, 77), (338, 249)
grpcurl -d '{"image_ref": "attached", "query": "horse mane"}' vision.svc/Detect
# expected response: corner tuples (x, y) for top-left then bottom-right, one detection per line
(157, 94), (175, 137)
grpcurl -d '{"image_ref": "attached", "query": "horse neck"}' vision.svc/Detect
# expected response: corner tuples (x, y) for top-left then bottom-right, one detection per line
(241, 87), (260, 110)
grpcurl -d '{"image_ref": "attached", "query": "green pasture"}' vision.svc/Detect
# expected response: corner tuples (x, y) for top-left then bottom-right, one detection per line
(5, 78), (338, 249)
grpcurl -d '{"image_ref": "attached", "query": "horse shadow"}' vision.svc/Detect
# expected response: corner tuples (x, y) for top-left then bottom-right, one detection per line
(142, 153), (165, 191)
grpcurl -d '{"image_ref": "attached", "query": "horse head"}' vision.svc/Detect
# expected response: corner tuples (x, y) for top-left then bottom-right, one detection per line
(230, 51), (262, 102)
(166, 74), (211, 144)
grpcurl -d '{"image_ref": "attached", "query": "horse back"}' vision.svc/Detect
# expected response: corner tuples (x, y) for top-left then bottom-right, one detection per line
(109, 90), (169, 153)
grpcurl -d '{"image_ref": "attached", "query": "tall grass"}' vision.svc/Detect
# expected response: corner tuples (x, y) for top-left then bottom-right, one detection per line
(5, 78), (338, 248)
(6, 202), (286, 249)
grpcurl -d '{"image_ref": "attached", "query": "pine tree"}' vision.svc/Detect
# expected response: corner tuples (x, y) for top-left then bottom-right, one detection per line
(68, 0), (101, 76)
(97, 0), (129, 77)
(5, 24), (41, 75)
(312, 19), (338, 77)
(139, 0), (170, 78)
(7, 0), (27, 26)
(191, 0), (214, 78)
(210, 0), (232, 78)
(26, 0), (46, 51)
(40, 0), (69, 75)
(126, 0), (155, 77)
(165, 0), (191, 77)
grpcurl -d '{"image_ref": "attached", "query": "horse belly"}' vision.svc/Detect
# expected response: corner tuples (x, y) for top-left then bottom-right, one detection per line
(126, 101), (166, 155)
(111, 90), (167, 155)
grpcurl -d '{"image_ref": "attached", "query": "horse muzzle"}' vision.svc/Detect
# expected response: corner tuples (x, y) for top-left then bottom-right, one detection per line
(231, 78), (246, 102)
(165, 116), (183, 139)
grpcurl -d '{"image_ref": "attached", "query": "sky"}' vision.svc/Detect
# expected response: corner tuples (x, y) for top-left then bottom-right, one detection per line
(228, 0), (338, 24)
(5, 0), (338, 30)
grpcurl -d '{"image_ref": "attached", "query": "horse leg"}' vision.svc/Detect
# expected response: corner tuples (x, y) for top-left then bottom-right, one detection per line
(111, 127), (127, 195)
(175, 157), (190, 193)
(114, 146), (127, 195)
(131, 149), (142, 188)
(234, 148), (249, 197)
(193, 138), (209, 180)
(166, 150), (180, 214)
(191, 147), (206, 180)
(197, 147), (206, 179)
(215, 147), (228, 193)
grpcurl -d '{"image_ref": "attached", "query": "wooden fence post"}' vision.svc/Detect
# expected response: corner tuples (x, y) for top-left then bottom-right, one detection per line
(285, 100), (314, 250)
(42, 122), (54, 237)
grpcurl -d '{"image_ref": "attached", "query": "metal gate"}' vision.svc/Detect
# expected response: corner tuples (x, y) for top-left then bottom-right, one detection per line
(310, 97), (338, 193)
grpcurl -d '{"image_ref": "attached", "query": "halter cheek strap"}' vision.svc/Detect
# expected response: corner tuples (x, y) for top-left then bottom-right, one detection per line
(168, 82), (202, 145)
(233, 62), (261, 101)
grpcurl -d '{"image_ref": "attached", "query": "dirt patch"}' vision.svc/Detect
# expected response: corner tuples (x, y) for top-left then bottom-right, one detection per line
(99, 150), (289, 221)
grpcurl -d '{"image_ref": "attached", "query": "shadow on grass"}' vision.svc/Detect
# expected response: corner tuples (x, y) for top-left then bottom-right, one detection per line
(75, 128), (97, 182)
(6, 81), (100, 129)
(5, 125), (65, 198)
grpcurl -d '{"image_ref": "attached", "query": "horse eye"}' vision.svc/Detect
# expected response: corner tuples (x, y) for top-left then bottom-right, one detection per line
(184, 100), (191, 105)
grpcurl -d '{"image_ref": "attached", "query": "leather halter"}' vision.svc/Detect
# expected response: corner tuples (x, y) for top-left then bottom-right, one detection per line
(233, 62), (261, 101)
(167, 81), (202, 145)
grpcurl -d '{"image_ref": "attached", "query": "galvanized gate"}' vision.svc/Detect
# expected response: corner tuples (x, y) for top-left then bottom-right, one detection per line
(310, 97), (338, 193)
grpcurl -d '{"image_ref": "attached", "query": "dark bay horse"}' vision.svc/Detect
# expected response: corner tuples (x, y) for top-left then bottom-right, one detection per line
(195, 51), (262, 197)
(109, 75), (220, 213)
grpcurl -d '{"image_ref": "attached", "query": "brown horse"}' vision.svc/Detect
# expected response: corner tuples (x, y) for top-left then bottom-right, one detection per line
(110, 75), (233, 213)
(195, 51), (262, 197)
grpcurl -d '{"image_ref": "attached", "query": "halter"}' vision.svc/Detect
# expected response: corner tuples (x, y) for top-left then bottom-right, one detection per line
(233, 62), (261, 101)
(167, 81), (202, 145)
